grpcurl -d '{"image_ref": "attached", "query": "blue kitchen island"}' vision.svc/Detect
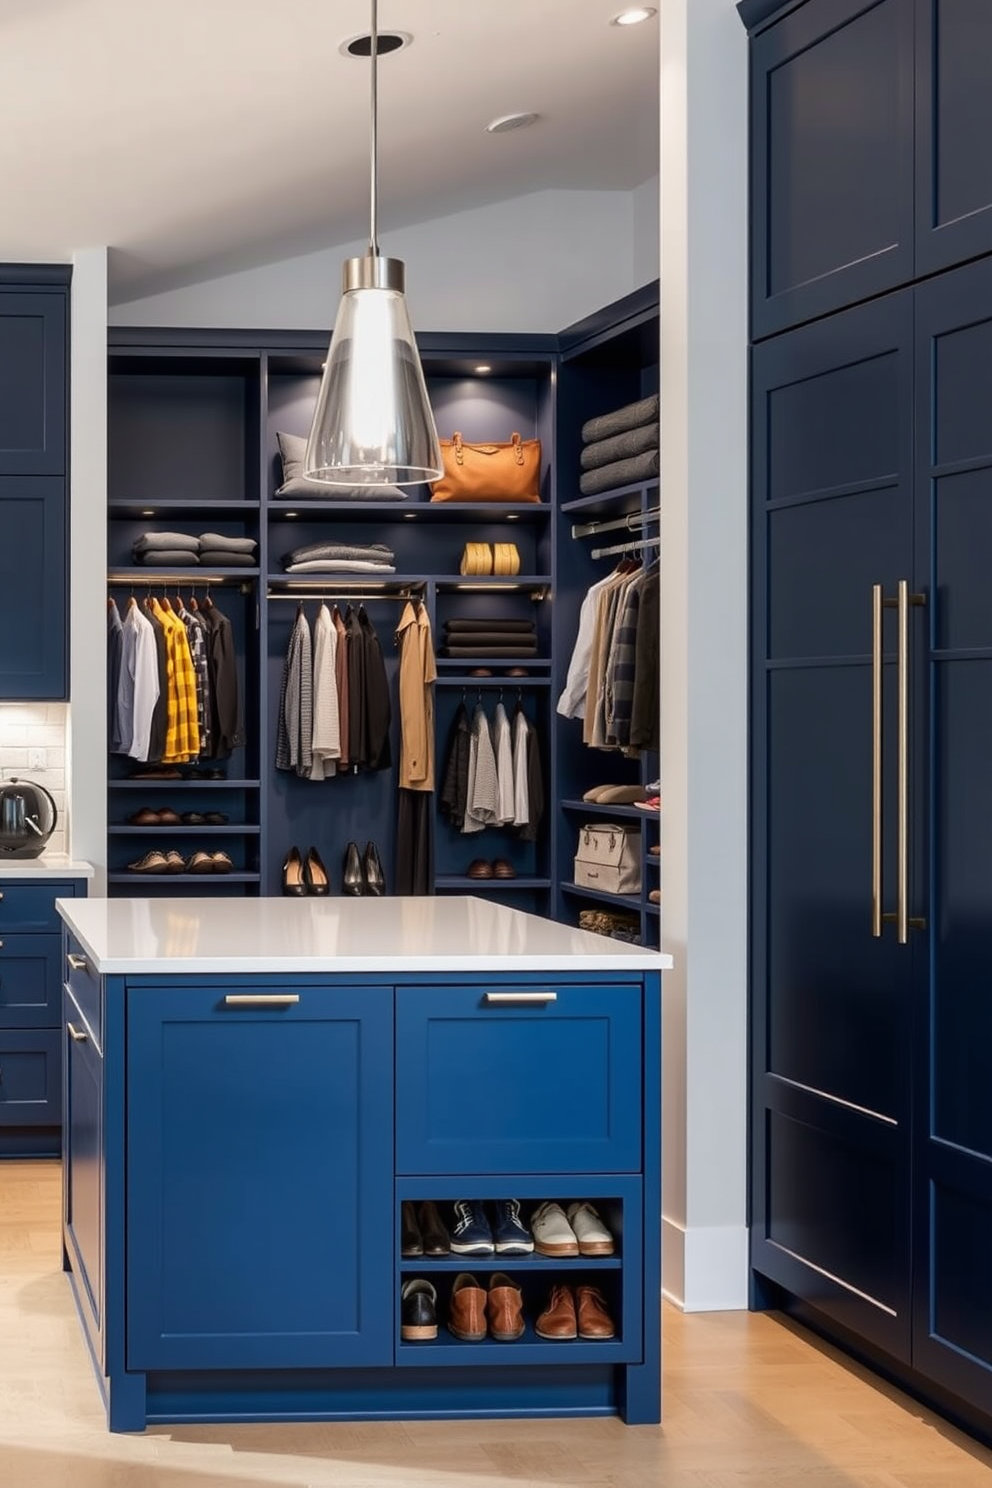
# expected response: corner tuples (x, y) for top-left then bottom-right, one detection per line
(56, 894), (668, 1432)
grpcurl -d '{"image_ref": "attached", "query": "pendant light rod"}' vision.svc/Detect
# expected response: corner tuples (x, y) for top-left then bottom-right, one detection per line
(369, 0), (380, 256)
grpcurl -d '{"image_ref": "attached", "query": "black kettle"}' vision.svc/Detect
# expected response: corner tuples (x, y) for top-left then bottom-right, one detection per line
(0, 778), (58, 858)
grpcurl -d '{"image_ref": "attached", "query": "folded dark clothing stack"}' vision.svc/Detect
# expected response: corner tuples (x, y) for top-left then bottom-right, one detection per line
(132, 532), (258, 567)
(281, 541), (396, 574)
(441, 616), (538, 658)
(579, 394), (659, 497)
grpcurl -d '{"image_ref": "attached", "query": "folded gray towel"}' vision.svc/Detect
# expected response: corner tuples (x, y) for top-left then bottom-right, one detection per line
(197, 533), (258, 554)
(283, 558), (397, 573)
(282, 542), (395, 568)
(580, 423), (658, 472)
(582, 395), (659, 446)
(445, 618), (536, 634)
(133, 532), (199, 553)
(197, 551), (256, 568)
(579, 449), (660, 496)
(137, 550), (200, 566)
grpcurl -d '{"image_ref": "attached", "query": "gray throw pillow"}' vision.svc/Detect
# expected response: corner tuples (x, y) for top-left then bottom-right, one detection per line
(275, 430), (410, 501)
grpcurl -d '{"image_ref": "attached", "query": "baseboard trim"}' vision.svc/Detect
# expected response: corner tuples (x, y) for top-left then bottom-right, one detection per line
(662, 1217), (748, 1312)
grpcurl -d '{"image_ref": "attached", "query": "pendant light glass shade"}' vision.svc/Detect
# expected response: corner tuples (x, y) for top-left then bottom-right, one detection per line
(304, 255), (442, 486)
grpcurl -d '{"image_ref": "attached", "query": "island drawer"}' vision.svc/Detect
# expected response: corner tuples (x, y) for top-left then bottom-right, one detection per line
(395, 982), (643, 1175)
(0, 1029), (61, 1125)
(0, 935), (60, 1028)
(0, 881), (78, 933)
(64, 934), (101, 1048)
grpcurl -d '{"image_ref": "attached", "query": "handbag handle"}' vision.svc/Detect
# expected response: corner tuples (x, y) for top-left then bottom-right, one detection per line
(450, 431), (525, 467)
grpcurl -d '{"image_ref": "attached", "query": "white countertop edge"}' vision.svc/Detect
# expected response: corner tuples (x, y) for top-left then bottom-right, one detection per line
(0, 856), (94, 879)
(71, 952), (672, 975)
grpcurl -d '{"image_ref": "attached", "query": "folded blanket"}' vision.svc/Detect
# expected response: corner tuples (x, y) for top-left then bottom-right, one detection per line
(580, 423), (658, 472)
(283, 559), (397, 573)
(197, 551), (256, 568)
(282, 542), (395, 569)
(440, 631), (538, 648)
(441, 644), (539, 658)
(133, 532), (199, 553)
(444, 618), (536, 634)
(197, 533), (257, 554)
(581, 394), (659, 446)
(136, 550), (200, 566)
(579, 449), (659, 497)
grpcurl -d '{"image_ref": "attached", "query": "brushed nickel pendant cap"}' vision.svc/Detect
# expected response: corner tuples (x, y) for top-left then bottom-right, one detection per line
(342, 255), (406, 293)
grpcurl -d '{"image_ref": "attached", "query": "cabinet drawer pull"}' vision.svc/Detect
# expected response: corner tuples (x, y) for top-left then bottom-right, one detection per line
(223, 994), (301, 1008)
(66, 953), (88, 973)
(483, 992), (558, 1005)
(66, 1021), (88, 1043)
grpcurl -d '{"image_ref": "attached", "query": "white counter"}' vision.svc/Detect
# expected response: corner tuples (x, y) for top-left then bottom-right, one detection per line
(0, 854), (94, 879)
(56, 895), (672, 976)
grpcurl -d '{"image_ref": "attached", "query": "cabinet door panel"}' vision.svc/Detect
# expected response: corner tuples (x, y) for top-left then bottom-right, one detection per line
(126, 984), (392, 1371)
(0, 935), (59, 1027)
(0, 291), (66, 475)
(916, 0), (992, 275)
(0, 1029), (60, 1124)
(0, 477), (66, 699)
(63, 989), (103, 1350)
(751, 0), (914, 337)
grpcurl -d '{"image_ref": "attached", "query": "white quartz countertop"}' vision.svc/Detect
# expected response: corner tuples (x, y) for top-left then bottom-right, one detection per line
(56, 896), (672, 976)
(0, 854), (93, 879)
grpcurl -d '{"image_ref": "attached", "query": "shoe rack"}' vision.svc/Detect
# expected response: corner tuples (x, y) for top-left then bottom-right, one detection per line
(394, 1177), (642, 1365)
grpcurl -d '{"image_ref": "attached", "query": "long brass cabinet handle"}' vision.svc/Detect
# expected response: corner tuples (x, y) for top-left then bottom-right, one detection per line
(483, 992), (558, 1005)
(66, 953), (88, 973)
(66, 1022), (88, 1043)
(223, 994), (300, 1007)
(874, 580), (926, 944)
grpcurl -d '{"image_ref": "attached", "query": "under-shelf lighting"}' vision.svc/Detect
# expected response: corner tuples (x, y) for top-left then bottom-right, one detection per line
(611, 6), (657, 23)
(475, 364), (492, 374)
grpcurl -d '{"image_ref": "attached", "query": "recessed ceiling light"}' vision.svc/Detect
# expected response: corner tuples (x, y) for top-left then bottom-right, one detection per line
(611, 7), (657, 24)
(141, 509), (155, 516)
(339, 30), (412, 58)
(285, 511), (298, 518)
(486, 112), (539, 135)
(403, 512), (417, 519)
(475, 364), (492, 374)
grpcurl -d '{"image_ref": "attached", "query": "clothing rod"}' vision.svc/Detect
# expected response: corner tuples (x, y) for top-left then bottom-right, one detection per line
(590, 534), (662, 560)
(108, 573), (253, 590)
(572, 506), (661, 540)
(266, 590), (421, 603)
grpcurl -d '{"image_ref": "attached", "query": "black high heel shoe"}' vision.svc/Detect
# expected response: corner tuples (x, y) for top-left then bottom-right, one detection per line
(364, 841), (385, 896)
(304, 846), (330, 896)
(343, 840), (364, 895)
(282, 846), (306, 897)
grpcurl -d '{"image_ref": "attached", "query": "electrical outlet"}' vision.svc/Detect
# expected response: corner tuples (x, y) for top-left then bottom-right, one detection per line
(27, 748), (45, 771)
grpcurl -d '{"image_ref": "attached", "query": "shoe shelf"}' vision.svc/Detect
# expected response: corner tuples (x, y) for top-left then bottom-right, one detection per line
(399, 1254), (622, 1272)
(109, 825), (261, 836)
(108, 779), (262, 790)
(560, 882), (642, 912)
(107, 871), (261, 884)
(395, 1323), (635, 1367)
(560, 799), (656, 820)
(435, 876), (552, 891)
(435, 676), (552, 689)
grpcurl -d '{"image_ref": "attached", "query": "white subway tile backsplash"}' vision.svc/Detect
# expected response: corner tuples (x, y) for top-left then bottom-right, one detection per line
(0, 703), (70, 847)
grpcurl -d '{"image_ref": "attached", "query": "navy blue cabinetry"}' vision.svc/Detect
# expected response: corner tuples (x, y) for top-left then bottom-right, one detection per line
(749, 0), (914, 339)
(0, 287), (66, 475)
(63, 975), (103, 1353)
(915, 0), (992, 276)
(125, 982), (393, 1370)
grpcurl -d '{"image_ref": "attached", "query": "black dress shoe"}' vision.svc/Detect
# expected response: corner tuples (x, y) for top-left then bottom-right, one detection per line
(418, 1200), (451, 1256)
(343, 840), (364, 895)
(282, 846), (306, 897)
(304, 847), (330, 896)
(401, 1200), (423, 1257)
(400, 1278), (437, 1341)
(364, 841), (385, 896)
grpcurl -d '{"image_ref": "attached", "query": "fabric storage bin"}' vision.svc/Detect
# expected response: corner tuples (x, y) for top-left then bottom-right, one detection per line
(574, 822), (641, 895)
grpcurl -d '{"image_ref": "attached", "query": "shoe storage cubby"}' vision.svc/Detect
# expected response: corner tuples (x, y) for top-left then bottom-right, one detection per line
(394, 1177), (642, 1366)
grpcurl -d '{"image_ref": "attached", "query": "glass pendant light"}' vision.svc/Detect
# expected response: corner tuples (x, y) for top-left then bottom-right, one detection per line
(305, 0), (442, 486)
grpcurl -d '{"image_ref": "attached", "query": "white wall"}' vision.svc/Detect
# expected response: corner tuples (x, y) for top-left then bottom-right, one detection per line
(67, 248), (109, 892)
(110, 184), (657, 334)
(660, 0), (749, 1310)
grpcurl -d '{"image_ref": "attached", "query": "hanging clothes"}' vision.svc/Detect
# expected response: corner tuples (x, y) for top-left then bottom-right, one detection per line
(108, 600), (124, 752)
(395, 600), (436, 792)
(629, 568), (660, 753)
(439, 702), (471, 831)
(395, 789), (433, 895)
(310, 602), (341, 781)
(512, 704), (530, 829)
(359, 605), (392, 773)
(178, 601), (213, 760)
(143, 599), (169, 764)
(201, 599), (245, 759)
(116, 598), (160, 761)
(492, 701), (514, 826)
(463, 705), (499, 834)
(559, 559), (659, 757)
(332, 605), (350, 768)
(345, 605), (366, 768)
(275, 606), (313, 777)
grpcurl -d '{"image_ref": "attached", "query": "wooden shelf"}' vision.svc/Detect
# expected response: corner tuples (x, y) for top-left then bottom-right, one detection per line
(560, 881), (642, 912)
(559, 480), (659, 518)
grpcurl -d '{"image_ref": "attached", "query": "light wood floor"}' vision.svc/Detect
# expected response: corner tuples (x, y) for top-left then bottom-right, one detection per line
(1, 1161), (990, 1488)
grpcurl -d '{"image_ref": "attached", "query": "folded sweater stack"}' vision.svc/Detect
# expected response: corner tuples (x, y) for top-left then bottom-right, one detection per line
(280, 541), (396, 574)
(578, 394), (659, 497)
(441, 616), (538, 658)
(132, 532), (258, 567)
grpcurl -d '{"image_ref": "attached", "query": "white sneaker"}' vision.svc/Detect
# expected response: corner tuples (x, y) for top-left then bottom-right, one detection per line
(531, 1200), (579, 1256)
(566, 1201), (615, 1256)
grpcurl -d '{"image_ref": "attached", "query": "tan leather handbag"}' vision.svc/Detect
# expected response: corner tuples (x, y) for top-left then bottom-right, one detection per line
(430, 432), (542, 503)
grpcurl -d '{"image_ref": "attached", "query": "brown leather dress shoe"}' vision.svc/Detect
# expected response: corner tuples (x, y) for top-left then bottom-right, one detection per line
(448, 1273), (487, 1341)
(576, 1285), (615, 1339)
(487, 1273), (524, 1342)
(492, 859), (517, 880)
(466, 859), (494, 879)
(418, 1200), (450, 1256)
(127, 808), (162, 826)
(535, 1284), (577, 1340)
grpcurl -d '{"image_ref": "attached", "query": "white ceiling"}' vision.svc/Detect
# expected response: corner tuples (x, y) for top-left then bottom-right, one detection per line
(0, 0), (659, 301)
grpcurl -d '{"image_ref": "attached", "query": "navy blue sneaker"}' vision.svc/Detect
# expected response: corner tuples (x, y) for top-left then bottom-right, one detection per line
(450, 1200), (494, 1255)
(492, 1198), (534, 1255)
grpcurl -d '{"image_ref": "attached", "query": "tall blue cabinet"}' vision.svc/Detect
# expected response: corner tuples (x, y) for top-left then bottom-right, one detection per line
(743, 0), (992, 1437)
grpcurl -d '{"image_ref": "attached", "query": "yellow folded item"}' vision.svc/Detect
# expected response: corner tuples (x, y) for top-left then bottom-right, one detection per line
(459, 541), (494, 576)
